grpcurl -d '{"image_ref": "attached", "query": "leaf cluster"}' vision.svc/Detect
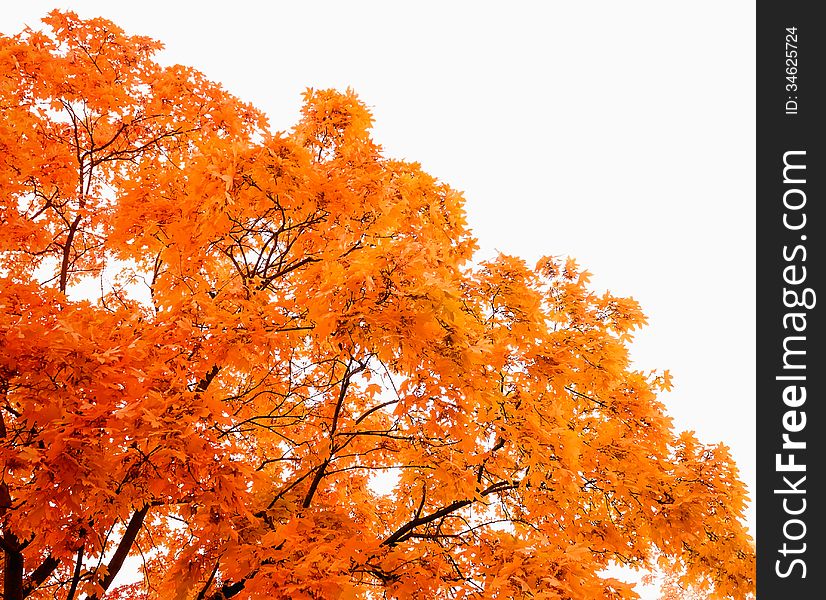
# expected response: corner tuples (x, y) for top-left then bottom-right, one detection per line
(0, 12), (754, 600)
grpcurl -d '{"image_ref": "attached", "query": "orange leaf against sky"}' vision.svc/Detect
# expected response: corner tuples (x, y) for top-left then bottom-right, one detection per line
(0, 11), (753, 600)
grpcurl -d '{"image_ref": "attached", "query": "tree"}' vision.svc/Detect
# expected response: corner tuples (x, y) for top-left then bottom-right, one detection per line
(1, 11), (754, 600)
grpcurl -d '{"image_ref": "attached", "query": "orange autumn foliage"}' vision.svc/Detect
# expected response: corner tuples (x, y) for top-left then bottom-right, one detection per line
(0, 11), (754, 600)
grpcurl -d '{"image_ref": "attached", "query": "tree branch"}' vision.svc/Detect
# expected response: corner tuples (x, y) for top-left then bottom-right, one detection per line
(195, 559), (220, 600)
(21, 554), (59, 598)
(1, 410), (24, 600)
(207, 578), (248, 600)
(195, 365), (221, 396)
(301, 459), (330, 509)
(382, 480), (520, 547)
(87, 505), (149, 600)
(65, 546), (84, 600)
(301, 361), (365, 509)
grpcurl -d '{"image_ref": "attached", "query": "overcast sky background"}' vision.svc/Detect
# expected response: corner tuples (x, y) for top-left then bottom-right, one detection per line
(2, 2), (756, 596)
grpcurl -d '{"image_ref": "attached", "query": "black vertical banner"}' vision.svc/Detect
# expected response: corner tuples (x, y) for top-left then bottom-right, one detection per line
(757, 2), (824, 598)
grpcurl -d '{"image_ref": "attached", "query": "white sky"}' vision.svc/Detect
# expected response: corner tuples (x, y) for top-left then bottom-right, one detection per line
(2, 1), (756, 596)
